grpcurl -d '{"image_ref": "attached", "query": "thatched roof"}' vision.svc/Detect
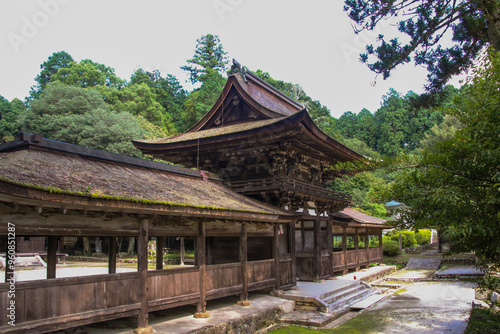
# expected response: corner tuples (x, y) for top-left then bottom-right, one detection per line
(0, 135), (291, 221)
(141, 118), (283, 144)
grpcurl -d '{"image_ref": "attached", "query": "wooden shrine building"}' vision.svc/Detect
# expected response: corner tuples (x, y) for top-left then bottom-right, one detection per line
(133, 61), (385, 282)
(0, 61), (386, 333)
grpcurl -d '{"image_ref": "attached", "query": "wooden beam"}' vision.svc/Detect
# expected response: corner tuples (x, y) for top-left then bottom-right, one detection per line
(137, 218), (149, 329)
(194, 222), (208, 317)
(273, 224), (281, 290)
(238, 223), (249, 305)
(156, 236), (164, 270)
(47, 236), (57, 279)
(290, 221), (297, 286)
(109, 236), (117, 274)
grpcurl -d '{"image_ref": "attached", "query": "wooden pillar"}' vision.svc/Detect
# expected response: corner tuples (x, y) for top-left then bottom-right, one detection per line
(194, 222), (208, 318)
(137, 218), (149, 329)
(180, 237), (185, 266)
(365, 233), (370, 269)
(314, 216), (321, 281)
(238, 223), (249, 306)
(273, 224), (281, 290)
(290, 221), (297, 285)
(109, 236), (117, 274)
(300, 221), (305, 252)
(342, 227), (348, 275)
(355, 229), (360, 271)
(379, 230), (383, 260)
(326, 217), (334, 277)
(47, 236), (57, 279)
(156, 236), (164, 270)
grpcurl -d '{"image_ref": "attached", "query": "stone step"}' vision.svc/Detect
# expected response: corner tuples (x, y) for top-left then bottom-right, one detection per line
(318, 281), (361, 301)
(322, 285), (366, 305)
(349, 293), (386, 310)
(326, 287), (374, 313)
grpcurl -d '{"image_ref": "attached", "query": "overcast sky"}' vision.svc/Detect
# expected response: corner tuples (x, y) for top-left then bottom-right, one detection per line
(0, 0), (457, 118)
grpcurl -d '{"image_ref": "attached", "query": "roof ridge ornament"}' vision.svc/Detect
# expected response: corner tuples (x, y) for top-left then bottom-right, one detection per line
(229, 59), (248, 83)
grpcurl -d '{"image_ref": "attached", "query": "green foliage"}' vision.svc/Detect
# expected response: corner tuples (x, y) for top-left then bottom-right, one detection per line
(329, 171), (389, 218)
(0, 96), (24, 143)
(414, 229), (432, 245)
(29, 51), (74, 102)
(344, 0), (500, 90)
(336, 88), (453, 157)
(181, 34), (228, 84)
(384, 50), (500, 266)
(18, 84), (147, 157)
(50, 59), (124, 89)
(182, 70), (226, 130)
(419, 114), (463, 151)
(478, 275), (500, 294)
(130, 69), (187, 132)
(383, 239), (401, 256)
(465, 307), (500, 334)
(92, 83), (175, 134)
(388, 230), (417, 248)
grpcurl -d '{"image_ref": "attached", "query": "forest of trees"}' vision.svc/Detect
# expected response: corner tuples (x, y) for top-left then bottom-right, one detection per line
(1, 31), (498, 264)
(0, 34), (465, 214)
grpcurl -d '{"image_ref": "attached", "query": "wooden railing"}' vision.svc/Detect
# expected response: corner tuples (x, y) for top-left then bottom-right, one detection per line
(0, 259), (282, 333)
(332, 247), (383, 274)
(226, 177), (351, 201)
(0, 272), (141, 333)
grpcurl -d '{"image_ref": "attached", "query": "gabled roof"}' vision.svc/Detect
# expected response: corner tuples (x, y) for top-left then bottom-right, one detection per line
(335, 207), (387, 228)
(0, 134), (292, 221)
(188, 61), (305, 132)
(134, 109), (363, 164)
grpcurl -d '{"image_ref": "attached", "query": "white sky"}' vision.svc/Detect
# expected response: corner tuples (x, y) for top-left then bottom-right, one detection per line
(0, 0), (457, 118)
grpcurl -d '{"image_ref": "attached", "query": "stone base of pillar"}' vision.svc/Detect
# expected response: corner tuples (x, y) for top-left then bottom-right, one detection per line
(134, 326), (153, 334)
(193, 312), (210, 319)
(237, 300), (251, 306)
(269, 290), (284, 297)
(313, 279), (326, 283)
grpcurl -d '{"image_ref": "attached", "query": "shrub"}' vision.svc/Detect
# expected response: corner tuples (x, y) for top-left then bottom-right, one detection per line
(419, 229), (432, 244)
(390, 230), (417, 248)
(383, 240), (401, 256)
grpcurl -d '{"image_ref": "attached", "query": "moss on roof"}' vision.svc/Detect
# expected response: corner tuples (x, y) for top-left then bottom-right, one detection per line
(0, 150), (278, 214)
(136, 118), (284, 144)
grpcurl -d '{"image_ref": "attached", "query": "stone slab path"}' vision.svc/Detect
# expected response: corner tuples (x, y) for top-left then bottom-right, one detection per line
(405, 257), (442, 270)
(324, 281), (476, 333)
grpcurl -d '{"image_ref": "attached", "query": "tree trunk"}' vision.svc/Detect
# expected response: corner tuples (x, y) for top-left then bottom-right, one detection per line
(480, 0), (500, 50)
(127, 237), (135, 255)
(82, 237), (91, 255)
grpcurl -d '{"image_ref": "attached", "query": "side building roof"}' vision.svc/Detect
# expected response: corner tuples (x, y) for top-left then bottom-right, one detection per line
(0, 134), (293, 222)
(334, 207), (387, 228)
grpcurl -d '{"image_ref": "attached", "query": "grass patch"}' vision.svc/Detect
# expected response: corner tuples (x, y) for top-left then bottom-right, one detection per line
(267, 326), (329, 333)
(465, 307), (500, 334)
